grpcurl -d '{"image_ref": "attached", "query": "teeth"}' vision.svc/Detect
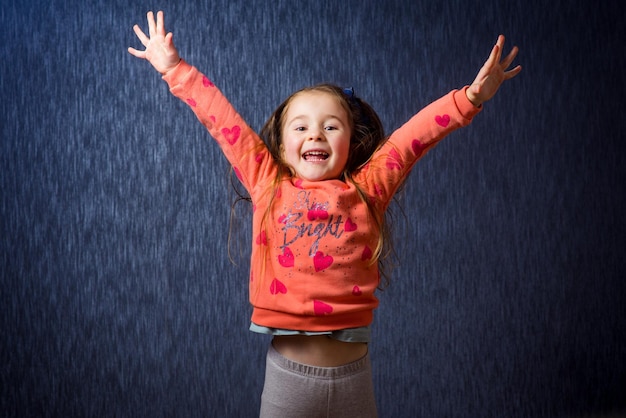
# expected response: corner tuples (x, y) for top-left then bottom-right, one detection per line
(303, 151), (329, 161)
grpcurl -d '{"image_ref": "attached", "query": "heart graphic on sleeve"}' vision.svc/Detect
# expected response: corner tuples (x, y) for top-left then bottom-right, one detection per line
(186, 98), (197, 107)
(222, 126), (241, 145)
(345, 218), (358, 232)
(314, 300), (333, 316)
(202, 76), (214, 87)
(435, 114), (451, 127)
(352, 285), (362, 296)
(412, 139), (427, 157)
(270, 278), (288, 295)
(361, 246), (373, 261)
(278, 247), (295, 267)
(313, 251), (334, 272)
(385, 148), (404, 170)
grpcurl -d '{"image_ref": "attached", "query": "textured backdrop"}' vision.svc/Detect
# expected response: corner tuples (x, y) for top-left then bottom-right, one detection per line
(2, 0), (625, 417)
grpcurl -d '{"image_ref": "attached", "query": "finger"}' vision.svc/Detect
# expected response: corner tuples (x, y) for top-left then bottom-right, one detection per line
(494, 35), (505, 62)
(504, 65), (522, 80)
(164, 32), (174, 48)
(156, 11), (165, 36)
(133, 24), (149, 46)
(147, 11), (156, 37)
(485, 43), (499, 70)
(127, 46), (146, 59)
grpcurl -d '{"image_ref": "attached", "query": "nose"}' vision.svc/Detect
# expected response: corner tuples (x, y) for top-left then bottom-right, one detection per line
(307, 127), (324, 141)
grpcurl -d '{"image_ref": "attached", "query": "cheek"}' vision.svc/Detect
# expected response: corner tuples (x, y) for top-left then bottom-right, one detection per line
(280, 137), (298, 163)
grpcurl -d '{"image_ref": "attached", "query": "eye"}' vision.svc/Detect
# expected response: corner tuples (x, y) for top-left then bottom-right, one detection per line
(325, 125), (337, 131)
(294, 126), (306, 132)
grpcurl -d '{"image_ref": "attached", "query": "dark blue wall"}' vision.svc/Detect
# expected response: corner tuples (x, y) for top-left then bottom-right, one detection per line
(2, 0), (625, 416)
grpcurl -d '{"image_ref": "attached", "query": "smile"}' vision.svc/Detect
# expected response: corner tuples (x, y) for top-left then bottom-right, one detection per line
(302, 151), (329, 161)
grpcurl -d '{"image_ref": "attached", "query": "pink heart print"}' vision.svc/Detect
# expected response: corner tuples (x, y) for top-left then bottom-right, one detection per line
(313, 251), (333, 272)
(361, 246), (373, 261)
(308, 209), (329, 221)
(314, 300), (333, 316)
(385, 148), (404, 170)
(186, 98), (197, 107)
(256, 231), (267, 246)
(435, 114), (451, 127)
(222, 126), (241, 145)
(278, 247), (295, 267)
(202, 76), (214, 87)
(345, 218), (358, 232)
(412, 139), (427, 157)
(270, 278), (288, 295)
(352, 285), (362, 296)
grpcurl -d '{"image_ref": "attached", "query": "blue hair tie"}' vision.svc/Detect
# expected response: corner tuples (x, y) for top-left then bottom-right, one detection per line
(343, 87), (371, 127)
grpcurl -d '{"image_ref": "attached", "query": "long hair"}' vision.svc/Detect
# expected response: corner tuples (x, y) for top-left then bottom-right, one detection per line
(256, 83), (394, 285)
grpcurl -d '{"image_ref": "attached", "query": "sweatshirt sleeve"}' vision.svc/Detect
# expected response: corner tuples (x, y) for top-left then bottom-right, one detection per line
(356, 86), (481, 207)
(162, 60), (276, 194)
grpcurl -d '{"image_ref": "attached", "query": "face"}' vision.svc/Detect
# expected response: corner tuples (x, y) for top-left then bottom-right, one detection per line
(280, 91), (352, 181)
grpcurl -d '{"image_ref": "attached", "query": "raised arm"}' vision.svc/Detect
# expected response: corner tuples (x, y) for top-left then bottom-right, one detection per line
(128, 11), (276, 195)
(128, 11), (181, 75)
(356, 35), (521, 206)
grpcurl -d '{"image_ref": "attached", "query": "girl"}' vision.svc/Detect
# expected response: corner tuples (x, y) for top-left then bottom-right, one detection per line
(128, 11), (521, 417)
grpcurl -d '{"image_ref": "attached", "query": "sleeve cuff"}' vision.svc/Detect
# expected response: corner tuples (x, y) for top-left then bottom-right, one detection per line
(161, 59), (194, 87)
(454, 86), (482, 119)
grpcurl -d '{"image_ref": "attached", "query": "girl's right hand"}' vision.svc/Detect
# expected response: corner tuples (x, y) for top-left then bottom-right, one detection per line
(128, 11), (181, 75)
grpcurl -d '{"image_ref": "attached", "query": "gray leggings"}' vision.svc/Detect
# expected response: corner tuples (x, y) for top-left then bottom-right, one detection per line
(259, 343), (378, 418)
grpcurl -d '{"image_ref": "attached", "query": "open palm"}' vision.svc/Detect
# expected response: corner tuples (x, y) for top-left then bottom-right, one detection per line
(128, 11), (181, 75)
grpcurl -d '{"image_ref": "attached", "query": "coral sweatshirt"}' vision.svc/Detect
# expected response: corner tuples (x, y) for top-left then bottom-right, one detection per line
(163, 60), (481, 331)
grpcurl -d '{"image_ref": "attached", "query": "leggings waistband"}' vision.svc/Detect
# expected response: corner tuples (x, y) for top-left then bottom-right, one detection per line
(267, 342), (370, 380)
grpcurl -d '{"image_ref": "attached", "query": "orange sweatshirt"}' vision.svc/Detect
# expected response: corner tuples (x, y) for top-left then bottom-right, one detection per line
(163, 60), (481, 331)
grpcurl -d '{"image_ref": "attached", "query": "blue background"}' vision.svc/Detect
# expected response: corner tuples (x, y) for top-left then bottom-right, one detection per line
(2, 0), (625, 416)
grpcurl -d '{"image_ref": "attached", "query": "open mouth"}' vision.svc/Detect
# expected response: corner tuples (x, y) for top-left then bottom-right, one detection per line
(302, 151), (329, 161)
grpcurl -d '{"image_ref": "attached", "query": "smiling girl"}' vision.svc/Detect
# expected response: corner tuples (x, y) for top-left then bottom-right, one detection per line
(128, 10), (521, 417)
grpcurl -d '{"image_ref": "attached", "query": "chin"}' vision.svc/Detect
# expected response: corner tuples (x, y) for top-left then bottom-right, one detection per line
(301, 172), (339, 182)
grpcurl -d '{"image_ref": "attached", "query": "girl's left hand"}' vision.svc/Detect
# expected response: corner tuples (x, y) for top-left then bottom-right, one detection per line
(466, 35), (521, 107)
(128, 11), (181, 75)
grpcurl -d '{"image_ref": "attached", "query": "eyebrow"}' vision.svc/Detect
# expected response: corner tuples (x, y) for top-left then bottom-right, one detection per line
(285, 114), (345, 126)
